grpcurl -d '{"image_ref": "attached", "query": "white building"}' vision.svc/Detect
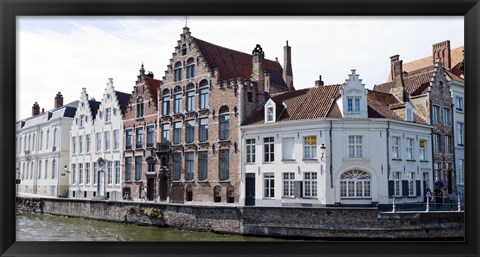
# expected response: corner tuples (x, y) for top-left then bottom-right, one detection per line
(447, 70), (464, 198)
(240, 70), (433, 207)
(16, 93), (77, 197)
(68, 78), (131, 201)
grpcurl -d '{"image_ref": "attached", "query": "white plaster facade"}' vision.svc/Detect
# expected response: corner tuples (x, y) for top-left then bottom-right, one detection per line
(16, 101), (78, 197)
(69, 79), (129, 201)
(448, 78), (464, 198)
(240, 70), (433, 207)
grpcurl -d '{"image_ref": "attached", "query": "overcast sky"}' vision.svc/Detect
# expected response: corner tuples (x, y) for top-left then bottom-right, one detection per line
(17, 16), (464, 120)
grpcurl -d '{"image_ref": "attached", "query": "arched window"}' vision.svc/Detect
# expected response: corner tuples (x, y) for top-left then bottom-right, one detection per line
(340, 170), (371, 198)
(136, 97), (144, 118)
(174, 86), (183, 114)
(219, 106), (230, 141)
(186, 58), (195, 79)
(199, 80), (209, 110)
(161, 89), (170, 116)
(186, 83), (195, 112)
(174, 62), (182, 82)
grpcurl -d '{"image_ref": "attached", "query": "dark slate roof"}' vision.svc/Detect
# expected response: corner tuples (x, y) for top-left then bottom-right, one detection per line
(88, 100), (101, 120)
(63, 106), (77, 118)
(192, 37), (288, 88)
(145, 78), (161, 107)
(115, 90), (132, 116)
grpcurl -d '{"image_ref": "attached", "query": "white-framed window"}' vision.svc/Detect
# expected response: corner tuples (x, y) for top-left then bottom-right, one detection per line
(246, 138), (256, 164)
(457, 159), (464, 184)
(51, 159), (56, 179)
(39, 131), (43, 150)
(79, 163), (83, 184)
(86, 134), (91, 153)
(406, 104), (413, 122)
(304, 172), (318, 198)
(96, 132), (101, 152)
(433, 134), (440, 153)
(104, 131), (111, 151)
(146, 125), (155, 147)
(303, 136), (317, 160)
(263, 137), (275, 163)
(85, 163), (91, 184)
(408, 172), (416, 196)
(419, 139), (427, 161)
(282, 137), (294, 160)
(113, 129), (120, 150)
(105, 107), (112, 122)
(392, 136), (400, 159)
(199, 83), (209, 110)
(107, 161), (112, 184)
(348, 135), (363, 158)
(340, 170), (371, 198)
(72, 136), (76, 154)
(266, 103), (275, 122)
(283, 172), (295, 197)
(93, 162), (98, 185)
(457, 122), (464, 146)
(443, 108), (451, 125)
(115, 161), (120, 185)
(46, 130), (50, 149)
(44, 160), (48, 179)
(455, 96), (464, 112)
(79, 135), (83, 154)
(432, 105), (441, 124)
(445, 135), (451, 153)
(393, 172), (401, 196)
(71, 163), (76, 184)
(136, 99), (144, 119)
(38, 160), (42, 179)
(264, 173), (275, 198)
(52, 128), (57, 148)
(347, 96), (361, 112)
(406, 138), (414, 160)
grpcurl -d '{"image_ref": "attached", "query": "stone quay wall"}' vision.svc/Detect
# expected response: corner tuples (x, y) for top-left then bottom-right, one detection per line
(16, 197), (464, 239)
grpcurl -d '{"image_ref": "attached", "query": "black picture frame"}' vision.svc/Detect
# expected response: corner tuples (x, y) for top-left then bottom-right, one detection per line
(1, 0), (479, 256)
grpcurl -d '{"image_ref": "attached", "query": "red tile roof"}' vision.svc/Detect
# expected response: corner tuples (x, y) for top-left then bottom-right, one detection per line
(192, 37), (287, 88)
(374, 71), (432, 97)
(243, 86), (427, 126)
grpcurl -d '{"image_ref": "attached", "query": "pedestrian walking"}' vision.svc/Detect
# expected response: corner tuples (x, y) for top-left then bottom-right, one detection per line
(426, 187), (432, 203)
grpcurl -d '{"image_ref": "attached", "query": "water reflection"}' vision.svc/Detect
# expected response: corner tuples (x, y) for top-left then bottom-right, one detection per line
(16, 211), (281, 241)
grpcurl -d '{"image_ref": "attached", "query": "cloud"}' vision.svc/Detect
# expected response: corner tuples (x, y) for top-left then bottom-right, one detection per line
(17, 16), (463, 120)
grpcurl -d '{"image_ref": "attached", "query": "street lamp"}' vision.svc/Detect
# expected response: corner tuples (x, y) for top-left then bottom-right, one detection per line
(320, 144), (326, 175)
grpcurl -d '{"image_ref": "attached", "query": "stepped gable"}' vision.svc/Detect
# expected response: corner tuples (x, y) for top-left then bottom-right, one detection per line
(144, 77), (161, 108)
(192, 37), (287, 88)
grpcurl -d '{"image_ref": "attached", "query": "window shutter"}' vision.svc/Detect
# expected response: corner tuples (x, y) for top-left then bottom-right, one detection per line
(416, 180), (421, 196)
(388, 180), (394, 196)
(402, 181), (408, 197)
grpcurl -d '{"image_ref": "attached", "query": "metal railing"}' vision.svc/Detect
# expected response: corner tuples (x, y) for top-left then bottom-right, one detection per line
(378, 194), (464, 213)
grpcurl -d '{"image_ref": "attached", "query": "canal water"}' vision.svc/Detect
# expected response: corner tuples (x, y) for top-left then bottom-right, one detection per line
(16, 211), (281, 241)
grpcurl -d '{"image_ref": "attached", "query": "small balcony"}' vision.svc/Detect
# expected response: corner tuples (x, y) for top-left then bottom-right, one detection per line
(156, 141), (171, 153)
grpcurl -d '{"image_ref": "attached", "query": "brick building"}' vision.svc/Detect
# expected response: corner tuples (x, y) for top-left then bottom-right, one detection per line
(122, 64), (162, 201)
(155, 27), (293, 204)
(374, 40), (464, 199)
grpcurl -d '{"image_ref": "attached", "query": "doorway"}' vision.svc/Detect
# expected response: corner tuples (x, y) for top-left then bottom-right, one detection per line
(147, 177), (155, 201)
(245, 173), (255, 206)
(159, 174), (168, 201)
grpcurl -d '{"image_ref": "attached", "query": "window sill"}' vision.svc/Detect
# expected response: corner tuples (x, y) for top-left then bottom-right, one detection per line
(341, 197), (372, 200)
(135, 117), (145, 121)
(184, 179), (195, 183)
(419, 160), (429, 162)
(406, 159), (416, 162)
(457, 144), (464, 147)
(219, 180), (230, 183)
(302, 158), (318, 162)
(262, 162), (274, 164)
(392, 158), (402, 161)
(282, 159), (296, 162)
(245, 162), (256, 165)
(198, 180), (209, 183)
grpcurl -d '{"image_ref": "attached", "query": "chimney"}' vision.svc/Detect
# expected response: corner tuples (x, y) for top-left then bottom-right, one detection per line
(390, 55), (406, 102)
(54, 92), (63, 108)
(432, 40), (451, 69)
(315, 75), (324, 87)
(251, 44), (265, 93)
(283, 41), (294, 91)
(32, 102), (40, 116)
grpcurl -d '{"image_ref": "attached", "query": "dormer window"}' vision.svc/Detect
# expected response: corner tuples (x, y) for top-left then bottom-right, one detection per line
(406, 103), (413, 122)
(347, 97), (361, 112)
(265, 99), (276, 123)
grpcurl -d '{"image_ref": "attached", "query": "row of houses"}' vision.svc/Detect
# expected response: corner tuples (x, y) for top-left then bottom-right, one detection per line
(16, 27), (464, 207)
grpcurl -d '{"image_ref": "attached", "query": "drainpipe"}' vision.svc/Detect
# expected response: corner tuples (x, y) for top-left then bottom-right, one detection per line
(450, 101), (456, 196)
(329, 120), (333, 188)
(386, 121), (390, 180)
